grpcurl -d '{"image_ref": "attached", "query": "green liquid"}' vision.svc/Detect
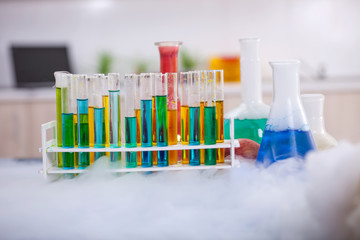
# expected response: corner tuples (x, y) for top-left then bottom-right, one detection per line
(204, 106), (216, 165)
(224, 118), (267, 144)
(125, 116), (137, 168)
(155, 95), (168, 167)
(62, 113), (74, 169)
(78, 114), (89, 169)
(56, 87), (63, 168)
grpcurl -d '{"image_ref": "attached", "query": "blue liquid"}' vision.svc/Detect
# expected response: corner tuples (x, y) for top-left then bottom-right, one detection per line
(156, 95), (168, 167)
(109, 90), (121, 163)
(94, 107), (105, 160)
(125, 116), (137, 168)
(77, 99), (89, 169)
(256, 129), (316, 166)
(141, 99), (153, 167)
(189, 107), (200, 166)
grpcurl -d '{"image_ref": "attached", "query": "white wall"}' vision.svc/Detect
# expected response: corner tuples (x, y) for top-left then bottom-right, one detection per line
(0, 0), (359, 87)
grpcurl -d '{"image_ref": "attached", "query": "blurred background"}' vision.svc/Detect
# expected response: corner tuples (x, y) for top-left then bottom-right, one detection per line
(0, 0), (359, 159)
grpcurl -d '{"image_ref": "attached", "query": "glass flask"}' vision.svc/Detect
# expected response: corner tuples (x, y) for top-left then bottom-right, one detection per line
(224, 38), (270, 144)
(256, 60), (316, 166)
(301, 94), (337, 150)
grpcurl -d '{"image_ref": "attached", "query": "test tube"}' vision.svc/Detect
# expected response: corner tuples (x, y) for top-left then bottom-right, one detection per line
(151, 73), (158, 165)
(167, 73), (178, 165)
(87, 75), (95, 164)
(124, 74), (138, 168)
(76, 74), (90, 169)
(61, 73), (74, 169)
(180, 72), (190, 164)
(155, 73), (168, 167)
(135, 75), (142, 166)
(189, 71), (201, 166)
(214, 70), (225, 163)
(93, 74), (106, 159)
(54, 71), (68, 168)
(102, 76), (110, 157)
(108, 73), (121, 163)
(70, 74), (79, 167)
(140, 73), (153, 167)
(199, 71), (205, 164)
(204, 71), (217, 165)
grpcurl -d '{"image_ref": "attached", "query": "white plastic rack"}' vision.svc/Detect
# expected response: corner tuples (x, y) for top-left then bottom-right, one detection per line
(39, 118), (238, 178)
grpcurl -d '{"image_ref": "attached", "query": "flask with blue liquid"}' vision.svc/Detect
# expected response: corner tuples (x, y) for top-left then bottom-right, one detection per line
(256, 60), (316, 166)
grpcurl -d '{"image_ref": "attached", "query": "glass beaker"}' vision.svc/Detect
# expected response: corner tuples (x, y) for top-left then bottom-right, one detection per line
(301, 94), (337, 150)
(257, 60), (316, 166)
(224, 38), (270, 144)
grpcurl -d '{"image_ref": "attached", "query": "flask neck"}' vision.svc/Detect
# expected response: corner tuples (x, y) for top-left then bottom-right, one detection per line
(301, 94), (326, 134)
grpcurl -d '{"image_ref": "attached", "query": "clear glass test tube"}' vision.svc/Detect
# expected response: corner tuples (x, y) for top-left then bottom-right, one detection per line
(135, 75), (142, 166)
(108, 73), (121, 164)
(70, 74), (79, 168)
(155, 73), (168, 167)
(189, 71), (201, 166)
(199, 71), (205, 164)
(204, 71), (217, 165)
(180, 72), (190, 164)
(87, 75), (95, 164)
(102, 76), (110, 157)
(214, 70), (225, 163)
(75, 74), (90, 169)
(124, 74), (138, 168)
(151, 73), (159, 166)
(167, 73), (178, 165)
(61, 73), (75, 169)
(93, 74), (106, 160)
(140, 73), (153, 167)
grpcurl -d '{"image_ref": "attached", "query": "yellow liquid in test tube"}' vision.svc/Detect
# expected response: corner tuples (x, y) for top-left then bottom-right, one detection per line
(88, 106), (95, 164)
(73, 113), (78, 168)
(181, 105), (189, 164)
(216, 100), (224, 163)
(168, 109), (178, 165)
(136, 108), (142, 166)
(102, 95), (110, 157)
(200, 101), (205, 164)
(152, 96), (157, 165)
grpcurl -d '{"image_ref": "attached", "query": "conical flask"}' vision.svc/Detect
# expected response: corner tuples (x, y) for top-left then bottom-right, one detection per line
(224, 38), (270, 143)
(301, 94), (337, 150)
(256, 60), (316, 166)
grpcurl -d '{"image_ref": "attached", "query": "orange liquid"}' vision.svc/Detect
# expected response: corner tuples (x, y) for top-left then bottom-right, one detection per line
(200, 101), (205, 164)
(73, 113), (78, 167)
(168, 109), (178, 165)
(136, 108), (142, 166)
(181, 105), (189, 164)
(152, 96), (157, 165)
(102, 95), (110, 157)
(216, 100), (224, 163)
(88, 106), (95, 164)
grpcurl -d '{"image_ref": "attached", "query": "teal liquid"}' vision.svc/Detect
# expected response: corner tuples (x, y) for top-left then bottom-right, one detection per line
(224, 118), (267, 144)
(125, 116), (137, 168)
(204, 106), (216, 165)
(189, 107), (200, 166)
(94, 107), (106, 159)
(77, 99), (89, 169)
(62, 113), (74, 169)
(109, 91), (121, 162)
(155, 95), (168, 167)
(141, 99), (153, 167)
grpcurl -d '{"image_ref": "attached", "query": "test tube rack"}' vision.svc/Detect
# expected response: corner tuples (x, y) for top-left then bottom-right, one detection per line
(39, 118), (238, 179)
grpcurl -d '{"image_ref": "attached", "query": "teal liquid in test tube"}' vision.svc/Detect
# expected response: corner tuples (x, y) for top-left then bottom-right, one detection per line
(61, 73), (74, 169)
(140, 73), (153, 167)
(124, 74), (138, 168)
(108, 73), (121, 163)
(93, 74), (106, 160)
(155, 73), (168, 167)
(189, 71), (201, 166)
(76, 74), (90, 169)
(204, 71), (217, 165)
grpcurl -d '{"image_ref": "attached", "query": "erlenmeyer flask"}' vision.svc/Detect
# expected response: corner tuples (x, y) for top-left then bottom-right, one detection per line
(301, 94), (337, 150)
(224, 38), (270, 144)
(256, 60), (316, 166)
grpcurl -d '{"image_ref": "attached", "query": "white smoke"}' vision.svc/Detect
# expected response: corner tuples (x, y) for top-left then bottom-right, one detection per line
(0, 142), (359, 239)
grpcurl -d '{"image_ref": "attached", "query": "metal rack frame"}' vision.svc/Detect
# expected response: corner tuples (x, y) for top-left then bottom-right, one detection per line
(39, 118), (238, 178)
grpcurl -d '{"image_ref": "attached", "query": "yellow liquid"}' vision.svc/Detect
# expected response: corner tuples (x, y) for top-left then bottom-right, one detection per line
(200, 101), (205, 164)
(168, 109), (178, 165)
(152, 96), (157, 165)
(88, 106), (95, 164)
(181, 105), (189, 164)
(216, 100), (225, 163)
(102, 95), (110, 157)
(136, 108), (142, 166)
(73, 113), (78, 168)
